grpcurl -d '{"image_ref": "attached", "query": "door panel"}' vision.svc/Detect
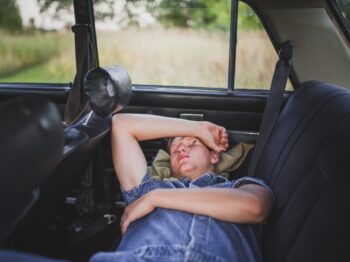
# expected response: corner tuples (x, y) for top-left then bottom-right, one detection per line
(102, 86), (291, 180)
(0, 83), (70, 119)
(126, 87), (270, 130)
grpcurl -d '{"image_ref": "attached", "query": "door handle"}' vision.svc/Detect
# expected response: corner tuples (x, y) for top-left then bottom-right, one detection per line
(179, 113), (204, 121)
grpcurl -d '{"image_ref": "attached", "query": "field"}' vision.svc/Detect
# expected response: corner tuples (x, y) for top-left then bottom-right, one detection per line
(0, 27), (288, 90)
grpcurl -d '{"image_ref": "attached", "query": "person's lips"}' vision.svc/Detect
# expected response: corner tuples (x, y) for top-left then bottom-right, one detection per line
(178, 154), (189, 163)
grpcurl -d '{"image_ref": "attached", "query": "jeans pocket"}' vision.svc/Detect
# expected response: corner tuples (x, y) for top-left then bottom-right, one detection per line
(134, 245), (186, 262)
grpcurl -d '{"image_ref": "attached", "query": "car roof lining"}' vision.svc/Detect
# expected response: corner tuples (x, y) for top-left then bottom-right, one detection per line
(249, 0), (350, 88)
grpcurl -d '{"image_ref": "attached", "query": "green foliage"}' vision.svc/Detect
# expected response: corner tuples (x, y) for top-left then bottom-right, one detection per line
(238, 2), (263, 31)
(37, 0), (115, 20)
(0, 31), (67, 77)
(35, 0), (262, 31)
(0, 0), (22, 31)
(130, 0), (231, 31)
(335, 0), (350, 24)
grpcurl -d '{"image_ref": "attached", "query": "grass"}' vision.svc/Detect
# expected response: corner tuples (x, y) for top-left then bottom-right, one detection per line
(97, 28), (230, 87)
(0, 30), (75, 83)
(0, 27), (291, 90)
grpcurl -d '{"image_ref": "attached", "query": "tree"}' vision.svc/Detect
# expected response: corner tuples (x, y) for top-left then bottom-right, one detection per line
(237, 2), (263, 31)
(37, 0), (115, 20)
(36, 0), (262, 31)
(335, 0), (350, 23)
(127, 0), (230, 30)
(0, 0), (22, 31)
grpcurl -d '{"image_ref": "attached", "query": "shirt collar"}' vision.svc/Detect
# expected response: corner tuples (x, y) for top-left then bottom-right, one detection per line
(179, 172), (228, 188)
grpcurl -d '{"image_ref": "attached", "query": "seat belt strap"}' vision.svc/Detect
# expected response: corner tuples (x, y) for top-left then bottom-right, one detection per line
(64, 24), (92, 125)
(248, 41), (294, 177)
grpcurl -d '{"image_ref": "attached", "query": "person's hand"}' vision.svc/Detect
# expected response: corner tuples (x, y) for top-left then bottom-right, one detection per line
(198, 121), (229, 152)
(120, 192), (155, 234)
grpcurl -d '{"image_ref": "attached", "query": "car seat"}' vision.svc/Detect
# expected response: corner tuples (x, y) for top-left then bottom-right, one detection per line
(256, 81), (350, 262)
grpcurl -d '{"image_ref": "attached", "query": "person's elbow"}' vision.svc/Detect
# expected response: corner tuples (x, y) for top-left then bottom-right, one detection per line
(245, 193), (273, 224)
(112, 113), (129, 135)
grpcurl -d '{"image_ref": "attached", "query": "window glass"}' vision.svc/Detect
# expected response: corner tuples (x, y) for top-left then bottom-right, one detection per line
(235, 1), (293, 90)
(0, 0), (75, 83)
(96, 0), (231, 88)
(334, 0), (350, 28)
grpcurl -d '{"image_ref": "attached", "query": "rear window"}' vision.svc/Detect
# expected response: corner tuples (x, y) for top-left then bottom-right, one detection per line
(333, 0), (350, 33)
(334, 0), (350, 24)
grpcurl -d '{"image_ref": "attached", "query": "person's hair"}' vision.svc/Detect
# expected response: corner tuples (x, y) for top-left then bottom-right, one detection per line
(165, 137), (174, 154)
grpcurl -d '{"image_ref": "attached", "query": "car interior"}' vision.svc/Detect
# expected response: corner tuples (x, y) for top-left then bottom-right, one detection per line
(0, 0), (349, 261)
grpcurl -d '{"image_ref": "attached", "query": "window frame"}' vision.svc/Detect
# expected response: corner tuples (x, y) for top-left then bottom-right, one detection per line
(328, 0), (350, 43)
(0, 0), (295, 93)
(236, 0), (298, 90)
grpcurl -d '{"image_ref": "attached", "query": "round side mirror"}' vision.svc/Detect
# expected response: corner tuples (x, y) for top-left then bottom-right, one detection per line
(84, 65), (132, 117)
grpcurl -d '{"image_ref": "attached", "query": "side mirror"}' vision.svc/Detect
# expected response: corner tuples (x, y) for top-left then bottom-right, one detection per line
(84, 65), (132, 117)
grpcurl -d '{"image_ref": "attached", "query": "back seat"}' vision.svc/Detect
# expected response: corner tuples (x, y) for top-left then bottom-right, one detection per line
(255, 81), (350, 261)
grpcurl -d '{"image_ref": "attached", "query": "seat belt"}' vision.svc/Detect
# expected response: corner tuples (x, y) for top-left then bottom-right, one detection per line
(64, 24), (93, 126)
(247, 41), (294, 177)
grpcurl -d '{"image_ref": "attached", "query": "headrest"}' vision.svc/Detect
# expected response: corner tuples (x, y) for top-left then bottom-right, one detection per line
(84, 65), (132, 117)
(0, 96), (64, 242)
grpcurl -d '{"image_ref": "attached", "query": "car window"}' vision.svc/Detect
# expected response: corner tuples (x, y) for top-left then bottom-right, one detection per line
(235, 1), (293, 90)
(0, 0), (75, 83)
(333, 0), (350, 31)
(96, 0), (231, 88)
(95, 0), (292, 91)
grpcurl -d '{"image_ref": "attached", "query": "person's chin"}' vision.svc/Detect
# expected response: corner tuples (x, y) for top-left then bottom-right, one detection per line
(179, 167), (202, 180)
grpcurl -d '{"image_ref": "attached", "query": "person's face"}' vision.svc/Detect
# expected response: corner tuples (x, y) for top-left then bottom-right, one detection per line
(169, 136), (219, 180)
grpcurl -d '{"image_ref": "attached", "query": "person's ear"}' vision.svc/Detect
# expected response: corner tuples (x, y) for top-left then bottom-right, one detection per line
(210, 151), (220, 164)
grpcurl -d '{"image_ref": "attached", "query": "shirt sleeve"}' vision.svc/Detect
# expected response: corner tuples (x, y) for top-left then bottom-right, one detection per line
(232, 176), (275, 204)
(120, 173), (159, 205)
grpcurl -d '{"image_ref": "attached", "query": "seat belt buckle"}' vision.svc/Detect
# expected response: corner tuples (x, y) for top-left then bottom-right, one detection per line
(104, 214), (116, 225)
(278, 41), (294, 61)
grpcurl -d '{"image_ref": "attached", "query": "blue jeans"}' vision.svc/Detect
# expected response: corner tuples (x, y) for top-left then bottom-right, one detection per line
(90, 173), (273, 262)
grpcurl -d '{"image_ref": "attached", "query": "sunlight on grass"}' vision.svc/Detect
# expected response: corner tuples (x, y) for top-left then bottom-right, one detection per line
(98, 27), (230, 87)
(0, 31), (75, 83)
(0, 27), (290, 90)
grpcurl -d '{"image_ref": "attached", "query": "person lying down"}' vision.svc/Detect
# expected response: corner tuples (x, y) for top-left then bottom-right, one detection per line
(90, 114), (274, 262)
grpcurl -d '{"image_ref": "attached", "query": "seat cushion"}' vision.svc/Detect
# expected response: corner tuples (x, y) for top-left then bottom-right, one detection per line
(255, 81), (350, 262)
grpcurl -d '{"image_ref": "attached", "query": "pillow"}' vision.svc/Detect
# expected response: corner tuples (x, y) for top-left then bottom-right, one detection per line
(147, 142), (254, 181)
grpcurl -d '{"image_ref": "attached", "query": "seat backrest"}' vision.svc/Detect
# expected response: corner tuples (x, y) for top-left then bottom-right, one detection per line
(26, 65), (132, 217)
(0, 96), (64, 242)
(256, 81), (350, 262)
(31, 112), (112, 215)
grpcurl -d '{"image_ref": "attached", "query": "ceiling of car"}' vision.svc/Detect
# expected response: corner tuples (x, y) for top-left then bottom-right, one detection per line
(250, 0), (350, 88)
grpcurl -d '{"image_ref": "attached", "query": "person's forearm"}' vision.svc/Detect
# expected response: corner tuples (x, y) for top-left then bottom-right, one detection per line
(149, 187), (272, 223)
(113, 113), (199, 142)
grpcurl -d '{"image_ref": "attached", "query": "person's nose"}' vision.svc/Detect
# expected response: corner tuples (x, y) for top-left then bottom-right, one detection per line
(177, 143), (189, 154)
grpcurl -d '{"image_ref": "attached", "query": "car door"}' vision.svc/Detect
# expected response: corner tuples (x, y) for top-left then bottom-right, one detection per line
(95, 0), (294, 177)
(0, 0), (294, 260)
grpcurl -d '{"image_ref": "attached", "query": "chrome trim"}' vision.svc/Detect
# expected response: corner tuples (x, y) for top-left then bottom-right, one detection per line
(230, 130), (259, 136)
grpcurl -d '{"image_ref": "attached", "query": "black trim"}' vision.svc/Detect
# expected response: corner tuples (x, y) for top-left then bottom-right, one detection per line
(0, 83), (71, 91)
(0, 83), (70, 103)
(130, 85), (291, 113)
(328, 0), (350, 43)
(228, 0), (238, 92)
(89, 0), (99, 67)
(132, 84), (292, 97)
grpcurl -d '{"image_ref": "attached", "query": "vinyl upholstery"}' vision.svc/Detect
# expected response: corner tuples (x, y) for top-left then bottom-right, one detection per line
(0, 96), (64, 242)
(256, 81), (350, 262)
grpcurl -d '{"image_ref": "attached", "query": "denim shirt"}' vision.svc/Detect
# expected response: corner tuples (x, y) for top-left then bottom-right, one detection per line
(90, 173), (273, 262)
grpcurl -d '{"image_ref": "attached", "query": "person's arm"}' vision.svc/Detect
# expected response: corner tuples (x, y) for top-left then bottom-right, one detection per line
(111, 113), (228, 191)
(120, 184), (273, 234)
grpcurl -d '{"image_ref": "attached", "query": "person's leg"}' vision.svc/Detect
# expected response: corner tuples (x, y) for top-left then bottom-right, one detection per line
(0, 249), (68, 262)
(89, 251), (144, 262)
